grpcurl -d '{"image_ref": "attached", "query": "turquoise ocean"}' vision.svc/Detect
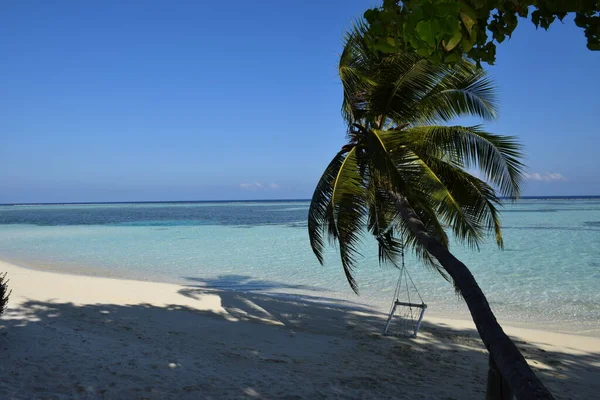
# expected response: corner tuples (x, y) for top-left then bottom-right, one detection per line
(0, 198), (599, 333)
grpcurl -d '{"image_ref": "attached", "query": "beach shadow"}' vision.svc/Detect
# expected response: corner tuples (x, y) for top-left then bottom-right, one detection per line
(0, 285), (598, 399)
(180, 274), (328, 293)
(179, 274), (380, 334)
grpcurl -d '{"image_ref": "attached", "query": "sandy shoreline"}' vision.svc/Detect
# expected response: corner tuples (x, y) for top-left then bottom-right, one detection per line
(1, 259), (599, 399)
(5, 256), (597, 337)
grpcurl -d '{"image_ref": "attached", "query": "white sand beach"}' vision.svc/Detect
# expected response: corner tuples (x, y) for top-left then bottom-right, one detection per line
(1, 259), (599, 399)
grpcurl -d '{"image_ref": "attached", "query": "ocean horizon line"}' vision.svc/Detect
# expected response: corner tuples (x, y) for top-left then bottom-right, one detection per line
(2, 195), (600, 207)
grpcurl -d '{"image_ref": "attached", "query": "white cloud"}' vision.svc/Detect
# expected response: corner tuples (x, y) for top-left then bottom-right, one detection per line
(523, 172), (567, 182)
(239, 182), (280, 190)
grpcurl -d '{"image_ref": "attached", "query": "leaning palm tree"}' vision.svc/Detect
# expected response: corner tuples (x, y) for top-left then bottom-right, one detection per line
(308, 23), (553, 399)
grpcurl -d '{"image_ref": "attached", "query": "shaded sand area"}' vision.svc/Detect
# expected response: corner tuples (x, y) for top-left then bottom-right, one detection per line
(1, 260), (599, 399)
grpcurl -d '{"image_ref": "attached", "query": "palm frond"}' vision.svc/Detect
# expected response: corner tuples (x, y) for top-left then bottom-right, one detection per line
(404, 125), (525, 198)
(365, 183), (404, 266)
(397, 202), (450, 281)
(367, 128), (462, 259)
(360, 137), (454, 277)
(417, 154), (504, 247)
(339, 21), (380, 126)
(331, 147), (369, 293)
(375, 229), (404, 266)
(415, 157), (485, 250)
(412, 61), (498, 125)
(308, 150), (347, 264)
(368, 54), (436, 127)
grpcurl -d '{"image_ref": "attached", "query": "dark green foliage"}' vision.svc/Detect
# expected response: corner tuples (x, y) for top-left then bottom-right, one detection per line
(0, 272), (10, 315)
(363, 0), (600, 66)
(308, 23), (524, 293)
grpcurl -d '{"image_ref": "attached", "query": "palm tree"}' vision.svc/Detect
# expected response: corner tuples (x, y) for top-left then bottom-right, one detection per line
(308, 24), (553, 399)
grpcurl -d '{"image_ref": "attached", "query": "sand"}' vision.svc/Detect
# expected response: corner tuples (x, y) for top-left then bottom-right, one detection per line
(1, 259), (598, 399)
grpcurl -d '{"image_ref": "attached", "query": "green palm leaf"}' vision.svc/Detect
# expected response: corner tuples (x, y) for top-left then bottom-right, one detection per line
(397, 201), (451, 281)
(366, 184), (403, 266)
(418, 154), (504, 247)
(412, 64), (498, 124)
(308, 150), (347, 264)
(331, 147), (369, 293)
(416, 156), (485, 249)
(404, 125), (525, 198)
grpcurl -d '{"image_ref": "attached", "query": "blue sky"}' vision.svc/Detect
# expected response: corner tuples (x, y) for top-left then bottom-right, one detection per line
(1, 1), (598, 203)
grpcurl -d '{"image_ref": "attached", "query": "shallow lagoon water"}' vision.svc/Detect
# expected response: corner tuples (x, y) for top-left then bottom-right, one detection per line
(0, 198), (599, 333)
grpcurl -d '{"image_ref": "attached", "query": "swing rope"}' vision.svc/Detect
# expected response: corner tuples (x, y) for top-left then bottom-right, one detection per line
(389, 235), (424, 308)
(383, 231), (427, 338)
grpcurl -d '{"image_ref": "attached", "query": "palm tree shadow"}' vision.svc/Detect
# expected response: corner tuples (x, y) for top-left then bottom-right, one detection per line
(179, 274), (379, 334)
(0, 281), (597, 399)
(180, 274), (329, 293)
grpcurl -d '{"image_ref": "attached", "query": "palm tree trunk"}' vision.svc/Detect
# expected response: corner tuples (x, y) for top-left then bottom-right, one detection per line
(487, 355), (514, 400)
(391, 193), (553, 400)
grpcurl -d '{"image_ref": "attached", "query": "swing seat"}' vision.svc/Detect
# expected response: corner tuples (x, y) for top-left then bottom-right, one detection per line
(383, 301), (427, 338)
(393, 300), (426, 308)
